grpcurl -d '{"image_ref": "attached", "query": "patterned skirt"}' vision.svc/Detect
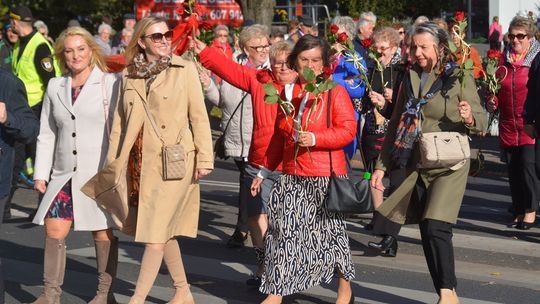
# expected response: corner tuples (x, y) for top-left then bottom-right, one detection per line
(260, 174), (355, 296)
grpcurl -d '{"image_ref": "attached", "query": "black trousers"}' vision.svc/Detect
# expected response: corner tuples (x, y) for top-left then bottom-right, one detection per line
(415, 177), (457, 291)
(505, 144), (540, 215)
(233, 159), (249, 233)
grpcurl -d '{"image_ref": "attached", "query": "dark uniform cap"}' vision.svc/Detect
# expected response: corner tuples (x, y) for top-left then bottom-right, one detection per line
(10, 5), (33, 22)
(123, 13), (136, 20)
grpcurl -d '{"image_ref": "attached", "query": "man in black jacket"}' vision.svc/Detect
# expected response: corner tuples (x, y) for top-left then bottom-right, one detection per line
(0, 68), (39, 302)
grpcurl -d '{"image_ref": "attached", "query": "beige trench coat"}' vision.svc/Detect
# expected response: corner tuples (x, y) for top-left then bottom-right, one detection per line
(82, 55), (214, 243)
(375, 65), (486, 225)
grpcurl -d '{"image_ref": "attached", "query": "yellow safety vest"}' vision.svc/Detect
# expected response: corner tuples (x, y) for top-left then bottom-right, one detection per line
(12, 32), (60, 107)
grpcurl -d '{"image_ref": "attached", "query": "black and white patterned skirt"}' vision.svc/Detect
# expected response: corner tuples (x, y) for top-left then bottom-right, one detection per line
(260, 174), (355, 296)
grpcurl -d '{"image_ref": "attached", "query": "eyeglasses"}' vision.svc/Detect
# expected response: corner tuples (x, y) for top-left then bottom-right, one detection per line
(272, 61), (289, 68)
(216, 34), (228, 38)
(248, 45), (270, 52)
(143, 30), (173, 43)
(508, 33), (528, 40)
(398, 31), (405, 35)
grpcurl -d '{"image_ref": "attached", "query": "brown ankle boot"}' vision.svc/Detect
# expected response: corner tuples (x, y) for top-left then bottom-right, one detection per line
(32, 238), (66, 304)
(164, 239), (194, 304)
(88, 238), (118, 304)
(128, 245), (165, 304)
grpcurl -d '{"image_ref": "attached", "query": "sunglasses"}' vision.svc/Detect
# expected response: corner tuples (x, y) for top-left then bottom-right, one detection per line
(508, 33), (528, 40)
(143, 30), (173, 43)
(398, 31), (405, 34)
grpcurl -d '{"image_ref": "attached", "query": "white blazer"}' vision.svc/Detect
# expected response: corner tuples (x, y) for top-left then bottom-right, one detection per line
(33, 67), (120, 231)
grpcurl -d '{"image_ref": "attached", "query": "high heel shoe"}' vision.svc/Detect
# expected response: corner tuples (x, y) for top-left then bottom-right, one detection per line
(368, 235), (398, 257)
(516, 221), (535, 230)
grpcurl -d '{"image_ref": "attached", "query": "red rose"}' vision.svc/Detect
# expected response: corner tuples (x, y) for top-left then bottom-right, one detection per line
(487, 49), (501, 59)
(256, 69), (272, 84)
(454, 11), (465, 22)
(322, 66), (334, 79)
(200, 21), (212, 31)
(360, 38), (372, 49)
(330, 24), (339, 34)
(337, 32), (349, 43)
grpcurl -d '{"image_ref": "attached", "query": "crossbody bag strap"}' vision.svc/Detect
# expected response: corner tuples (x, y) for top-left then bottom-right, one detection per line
(140, 98), (166, 145)
(222, 92), (248, 134)
(101, 74), (111, 138)
(326, 89), (334, 175)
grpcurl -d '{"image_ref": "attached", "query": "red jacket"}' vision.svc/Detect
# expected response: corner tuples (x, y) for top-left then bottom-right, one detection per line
(199, 47), (282, 170)
(495, 47), (539, 148)
(265, 83), (356, 176)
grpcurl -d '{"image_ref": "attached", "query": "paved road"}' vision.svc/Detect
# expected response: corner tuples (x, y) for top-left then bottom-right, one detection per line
(1, 136), (539, 304)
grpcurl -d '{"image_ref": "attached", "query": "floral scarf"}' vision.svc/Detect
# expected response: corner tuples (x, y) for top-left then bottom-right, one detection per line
(128, 53), (172, 93)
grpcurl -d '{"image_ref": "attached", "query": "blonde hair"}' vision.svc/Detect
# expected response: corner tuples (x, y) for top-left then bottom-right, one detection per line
(124, 16), (168, 64)
(54, 26), (108, 75)
(373, 26), (401, 47)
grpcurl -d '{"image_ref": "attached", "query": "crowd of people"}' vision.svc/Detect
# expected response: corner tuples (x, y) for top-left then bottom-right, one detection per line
(0, 4), (538, 304)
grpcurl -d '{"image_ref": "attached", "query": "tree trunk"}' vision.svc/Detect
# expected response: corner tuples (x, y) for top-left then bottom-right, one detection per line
(239, 0), (276, 29)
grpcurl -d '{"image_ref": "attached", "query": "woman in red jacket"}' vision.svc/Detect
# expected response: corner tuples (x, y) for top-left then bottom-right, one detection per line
(252, 35), (356, 304)
(488, 16), (540, 230)
(191, 37), (297, 288)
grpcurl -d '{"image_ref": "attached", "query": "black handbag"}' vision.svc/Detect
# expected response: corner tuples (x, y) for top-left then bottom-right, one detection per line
(325, 90), (374, 214)
(214, 93), (247, 159)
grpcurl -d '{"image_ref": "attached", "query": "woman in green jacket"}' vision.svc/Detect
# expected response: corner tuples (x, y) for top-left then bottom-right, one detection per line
(370, 22), (486, 304)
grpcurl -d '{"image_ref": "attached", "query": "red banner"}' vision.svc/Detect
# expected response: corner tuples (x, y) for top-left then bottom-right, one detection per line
(135, 0), (243, 26)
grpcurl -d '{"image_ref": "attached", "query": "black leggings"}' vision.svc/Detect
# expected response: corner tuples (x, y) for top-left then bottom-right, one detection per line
(505, 144), (540, 214)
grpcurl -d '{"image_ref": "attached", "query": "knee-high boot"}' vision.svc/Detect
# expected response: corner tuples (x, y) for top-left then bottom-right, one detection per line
(163, 239), (194, 304)
(32, 237), (66, 304)
(88, 237), (118, 304)
(128, 246), (165, 304)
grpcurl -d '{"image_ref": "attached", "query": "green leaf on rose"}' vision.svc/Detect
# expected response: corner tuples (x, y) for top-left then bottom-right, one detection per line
(318, 81), (327, 92)
(263, 83), (278, 96)
(449, 41), (457, 53)
(264, 94), (279, 104)
(327, 80), (338, 90)
(303, 68), (316, 82)
(305, 83), (316, 93)
(465, 58), (474, 70)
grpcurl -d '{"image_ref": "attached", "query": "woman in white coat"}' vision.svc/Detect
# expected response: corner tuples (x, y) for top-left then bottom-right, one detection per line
(31, 26), (119, 304)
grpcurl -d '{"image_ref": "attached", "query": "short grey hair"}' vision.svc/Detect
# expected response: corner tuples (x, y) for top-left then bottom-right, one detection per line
(239, 24), (269, 50)
(269, 40), (293, 63)
(332, 16), (356, 38)
(414, 16), (430, 26)
(98, 23), (112, 34)
(121, 28), (133, 37)
(360, 11), (377, 24)
(357, 18), (372, 33)
(34, 20), (48, 34)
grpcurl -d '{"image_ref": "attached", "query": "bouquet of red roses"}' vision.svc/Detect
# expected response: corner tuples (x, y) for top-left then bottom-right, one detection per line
(327, 24), (371, 92)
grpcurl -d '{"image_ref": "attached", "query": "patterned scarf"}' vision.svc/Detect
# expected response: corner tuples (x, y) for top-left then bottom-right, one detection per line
(390, 61), (457, 168)
(128, 53), (172, 93)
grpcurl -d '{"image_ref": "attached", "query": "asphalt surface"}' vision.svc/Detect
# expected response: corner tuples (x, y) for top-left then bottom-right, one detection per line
(1, 135), (539, 304)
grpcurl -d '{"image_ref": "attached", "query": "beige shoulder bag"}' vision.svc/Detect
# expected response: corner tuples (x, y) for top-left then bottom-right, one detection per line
(417, 114), (471, 171)
(141, 101), (189, 180)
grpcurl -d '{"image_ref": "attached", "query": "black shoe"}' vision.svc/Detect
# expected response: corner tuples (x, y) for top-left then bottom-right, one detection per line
(226, 230), (247, 248)
(516, 221), (535, 230)
(368, 235), (398, 257)
(245, 275), (261, 288)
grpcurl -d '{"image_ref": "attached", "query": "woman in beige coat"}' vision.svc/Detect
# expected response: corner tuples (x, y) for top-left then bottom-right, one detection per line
(371, 22), (485, 304)
(82, 16), (213, 303)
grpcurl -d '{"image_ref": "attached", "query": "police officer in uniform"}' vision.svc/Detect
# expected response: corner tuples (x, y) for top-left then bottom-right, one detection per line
(3, 5), (59, 220)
